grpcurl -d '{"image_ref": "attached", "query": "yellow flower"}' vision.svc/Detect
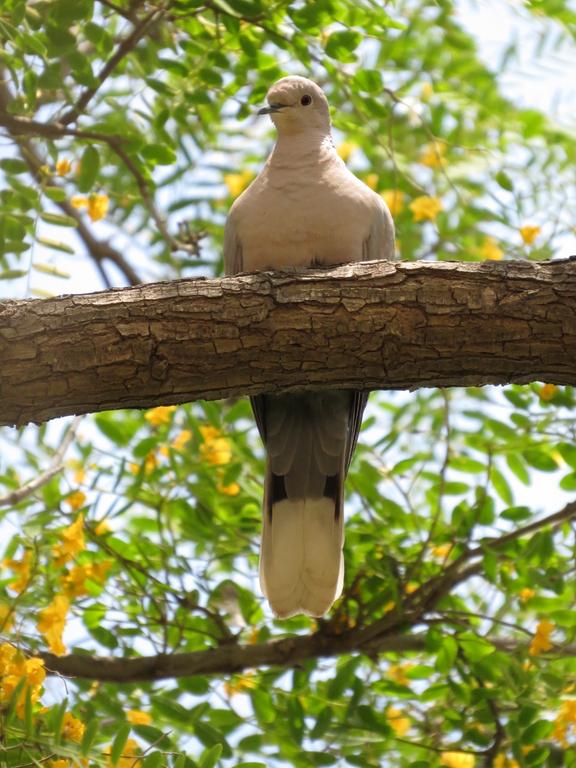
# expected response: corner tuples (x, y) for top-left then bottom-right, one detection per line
(223, 674), (257, 697)
(144, 450), (157, 474)
(477, 235), (504, 261)
(50, 760), (70, 768)
(383, 600), (396, 612)
(217, 480), (240, 496)
(421, 82), (433, 101)
(62, 712), (85, 742)
(172, 430), (192, 451)
(0, 604), (14, 631)
(552, 699), (576, 747)
(158, 445), (170, 458)
(529, 619), (555, 656)
(66, 490), (86, 511)
(539, 383), (557, 402)
(37, 594), (70, 656)
(381, 189), (404, 217)
(127, 709), (152, 725)
(441, 752), (475, 768)
(494, 757), (519, 768)
(87, 193), (109, 222)
(387, 663), (414, 686)
(145, 405), (177, 427)
(224, 170), (253, 198)
(199, 426), (232, 466)
(520, 225), (541, 245)
(70, 195), (88, 209)
(95, 519), (112, 535)
(336, 141), (357, 163)
(387, 706), (410, 736)
(420, 141), (446, 168)
(4, 550), (32, 594)
(431, 543), (453, 559)
(405, 582), (418, 594)
(114, 738), (141, 768)
(53, 514), (85, 565)
(409, 195), (443, 222)
(0, 645), (46, 717)
(56, 158), (73, 176)
(364, 173), (378, 190)
(519, 588), (535, 603)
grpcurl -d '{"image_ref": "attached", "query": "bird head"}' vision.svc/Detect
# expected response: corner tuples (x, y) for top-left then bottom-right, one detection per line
(259, 76), (331, 136)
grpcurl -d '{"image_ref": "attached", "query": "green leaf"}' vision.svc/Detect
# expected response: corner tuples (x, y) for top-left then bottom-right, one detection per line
(77, 145), (100, 193)
(495, 170), (514, 191)
(81, 718), (100, 755)
(36, 236), (75, 254)
(43, 186), (68, 202)
(324, 30), (362, 62)
(199, 744), (222, 768)
(40, 212), (77, 226)
(142, 753), (164, 768)
(435, 635), (458, 673)
(110, 723), (132, 766)
(141, 144), (177, 166)
(522, 449), (558, 472)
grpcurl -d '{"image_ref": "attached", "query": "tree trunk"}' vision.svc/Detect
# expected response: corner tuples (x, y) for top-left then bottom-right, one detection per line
(1, 259), (575, 427)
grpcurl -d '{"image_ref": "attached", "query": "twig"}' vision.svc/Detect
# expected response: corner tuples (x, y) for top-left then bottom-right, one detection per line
(0, 417), (82, 508)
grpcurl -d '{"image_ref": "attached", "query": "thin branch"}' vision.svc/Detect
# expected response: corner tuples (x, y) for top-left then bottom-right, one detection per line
(58, 5), (166, 127)
(0, 417), (82, 508)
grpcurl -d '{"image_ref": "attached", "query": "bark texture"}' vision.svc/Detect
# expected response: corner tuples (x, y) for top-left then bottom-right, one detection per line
(1, 258), (575, 427)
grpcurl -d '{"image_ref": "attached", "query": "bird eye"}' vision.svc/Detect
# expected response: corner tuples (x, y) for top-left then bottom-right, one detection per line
(300, 94), (312, 106)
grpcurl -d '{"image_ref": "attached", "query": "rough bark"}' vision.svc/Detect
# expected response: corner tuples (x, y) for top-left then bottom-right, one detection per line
(1, 258), (575, 428)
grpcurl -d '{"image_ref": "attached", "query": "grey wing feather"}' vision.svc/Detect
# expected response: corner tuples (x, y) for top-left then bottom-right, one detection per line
(364, 198), (395, 262)
(223, 212), (243, 276)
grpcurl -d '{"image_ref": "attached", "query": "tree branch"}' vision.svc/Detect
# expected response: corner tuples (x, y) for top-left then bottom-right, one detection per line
(2, 259), (576, 427)
(0, 76), (142, 287)
(0, 417), (82, 507)
(58, 5), (165, 127)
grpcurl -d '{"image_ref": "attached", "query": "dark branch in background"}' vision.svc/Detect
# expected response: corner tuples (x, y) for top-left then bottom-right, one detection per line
(0, 75), (141, 287)
(24, 496), (575, 684)
(0, 417), (81, 507)
(58, 5), (165, 127)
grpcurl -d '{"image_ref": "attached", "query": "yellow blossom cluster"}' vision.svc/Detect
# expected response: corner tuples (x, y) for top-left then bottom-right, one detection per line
(53, 514), (85, 566)
(336, 141), (357, 163)
(518, 587), (535, 603)
(113, 738), (142, 768)
(37, 594), (70, 656)
(520, 225), (541, 245)
(420, 141), (446, 169)
(56, 157), (73, 176)
(441, 752), (475, 768)
(387, 706), (410, 736)
(431, 543), (453, 559)
(0, 643), (46, 718)
(223, 673), (257, 697)
(387, 663), (414, 686)
(552, 699), (576, 746)
(409, 195), (443, 222)
(539, 383), (557, 402)
(200, 425), (232, 466)
(224, 170), (254, 198)
(477, 236), (503, 261)
(4, 549), (32, 594)
(529, 619), (554, 656)
(60, 560), (112, 598)
(172, 429), (192, 451)
(71, 193), (109, 222)
(62, 711), (85, 742)
(145, 405), (177, 426)
(66, 490), (86, 511)
(381, 189), (405, 218)
(127, 709), (152, 725)
(494, 756), (519, 768)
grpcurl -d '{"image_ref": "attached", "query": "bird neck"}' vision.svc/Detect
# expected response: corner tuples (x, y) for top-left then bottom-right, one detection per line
(269, 131), (336, 167)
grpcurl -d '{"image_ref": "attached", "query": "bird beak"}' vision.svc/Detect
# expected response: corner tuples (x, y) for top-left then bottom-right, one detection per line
(258, 103), (288, 115)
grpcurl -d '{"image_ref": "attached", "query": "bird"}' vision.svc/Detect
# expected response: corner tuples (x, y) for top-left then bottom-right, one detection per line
(224, 75), (395, 618)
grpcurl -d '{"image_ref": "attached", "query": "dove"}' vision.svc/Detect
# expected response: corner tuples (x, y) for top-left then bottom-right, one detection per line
(224, 75), (395, 618)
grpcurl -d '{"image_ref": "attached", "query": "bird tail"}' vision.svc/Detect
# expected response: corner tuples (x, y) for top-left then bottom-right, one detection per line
(260, 491), (344, 619)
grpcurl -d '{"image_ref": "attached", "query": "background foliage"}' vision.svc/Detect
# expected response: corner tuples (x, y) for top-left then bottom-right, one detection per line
(1, 0), (576, 766)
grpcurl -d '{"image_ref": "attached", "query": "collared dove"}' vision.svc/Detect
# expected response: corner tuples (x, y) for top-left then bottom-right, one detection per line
(224, 75), (395, 618)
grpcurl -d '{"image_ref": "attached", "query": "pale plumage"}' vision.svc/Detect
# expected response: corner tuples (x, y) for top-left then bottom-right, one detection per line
(224, 75), (394, 618)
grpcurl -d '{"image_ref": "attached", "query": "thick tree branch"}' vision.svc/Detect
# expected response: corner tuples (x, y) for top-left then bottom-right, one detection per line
(33, 631), (572, 684)
(2, 259), (576, 427)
